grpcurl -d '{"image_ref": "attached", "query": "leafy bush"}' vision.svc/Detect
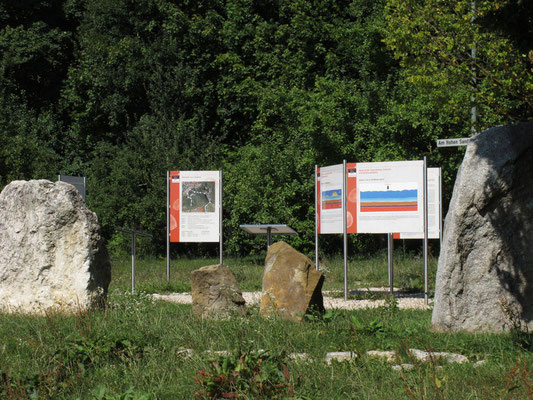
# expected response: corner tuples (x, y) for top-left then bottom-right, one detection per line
(195, 350), (294, 399)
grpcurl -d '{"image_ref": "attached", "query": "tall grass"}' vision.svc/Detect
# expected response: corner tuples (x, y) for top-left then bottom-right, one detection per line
(1, 292), (532, 399)
(1, 253), (531, 399)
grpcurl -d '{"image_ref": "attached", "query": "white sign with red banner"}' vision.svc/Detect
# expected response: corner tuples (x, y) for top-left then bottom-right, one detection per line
(317, 160), (425, 235)
(316, 163), (344, 234)
(354, 160), (424, 234)
(394, 167), (441, 240)
(169, 170), (221, 243)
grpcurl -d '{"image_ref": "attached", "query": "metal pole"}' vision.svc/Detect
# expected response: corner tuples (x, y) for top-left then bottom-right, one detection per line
(343, 160), (348, 301)
(219, 170), (223, 265)
(83, 176), (86, 202)
(423, 157), (429, 305)
(131, 232), (136, 295)
(471, 1), (477, 135)
(439, 168), (443, 249)
(388, 233), (394, 295)
(315, 164), (319, 270)
(166, 171), (170, 281)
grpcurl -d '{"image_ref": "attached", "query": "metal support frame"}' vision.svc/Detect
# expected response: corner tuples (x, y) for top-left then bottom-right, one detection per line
(439, 169), (443, 249)
(131, 232), (136, 294)
(118, 228), (152, 295)
(387, 233), (394, 295)
(423, 156), (429, 305)
(343, 160), (348, 301)
(315, 164), (319, 270)
(166, 171), (170, 281)
(219, 170), (223, 265)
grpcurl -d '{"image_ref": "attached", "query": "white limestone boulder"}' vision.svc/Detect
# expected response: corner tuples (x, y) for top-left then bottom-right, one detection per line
(0, 180), (111, 313)
(432, 121), (533, 332)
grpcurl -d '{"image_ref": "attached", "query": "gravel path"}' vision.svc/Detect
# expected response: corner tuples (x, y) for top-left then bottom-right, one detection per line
(152, 288), (432, 310)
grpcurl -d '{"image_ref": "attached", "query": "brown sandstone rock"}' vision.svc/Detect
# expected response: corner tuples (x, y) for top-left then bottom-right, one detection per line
(260, 241), (324, 321)
(191, 264), (246, 318)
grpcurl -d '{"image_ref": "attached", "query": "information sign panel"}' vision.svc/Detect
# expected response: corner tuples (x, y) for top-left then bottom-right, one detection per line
(394, 168), (441, 239)
(169, 170), (220, 242)
(316, 164), (344, 234)
(354, 161), (424, 234)
(58, 175), (86, 201)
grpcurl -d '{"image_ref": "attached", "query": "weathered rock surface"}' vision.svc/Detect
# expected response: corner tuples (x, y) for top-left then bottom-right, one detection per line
(0, 180), (111, 313)
(260, 241), (324, 321)
(432, 121), (533, 332)
(191, 264), (246, 318)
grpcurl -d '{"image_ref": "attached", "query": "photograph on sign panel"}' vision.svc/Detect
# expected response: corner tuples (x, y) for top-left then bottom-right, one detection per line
(359, 182), (418, 213)
(182, 181), (216, 213)
(322, 189), (342, 210)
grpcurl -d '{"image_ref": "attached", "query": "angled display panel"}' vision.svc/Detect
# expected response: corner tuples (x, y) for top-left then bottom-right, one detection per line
(354, 160), (424, 234)
(395, 167), (441, 239)
(169, 170), (221, 242)
(316, 163), (344, 234)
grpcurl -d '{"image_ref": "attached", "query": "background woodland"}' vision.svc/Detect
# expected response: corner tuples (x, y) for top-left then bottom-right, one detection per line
(1, 0), (531, 256)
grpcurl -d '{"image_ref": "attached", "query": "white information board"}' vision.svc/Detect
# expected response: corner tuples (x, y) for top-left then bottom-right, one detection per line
(355, 160), (424, 234)
(169, 170), (221, 242)
(396, 167), (441, 239)
(317, 164), (344, 234)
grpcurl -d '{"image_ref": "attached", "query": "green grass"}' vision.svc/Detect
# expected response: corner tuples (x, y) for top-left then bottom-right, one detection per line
(1, 253), (532, 399)
(111, 250), (438, 295)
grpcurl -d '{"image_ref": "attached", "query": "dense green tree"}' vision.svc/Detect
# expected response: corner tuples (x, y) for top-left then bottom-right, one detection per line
(0, 0), (74, 187)
(383, 0), (533, 129)
(1, 0), (498, 256)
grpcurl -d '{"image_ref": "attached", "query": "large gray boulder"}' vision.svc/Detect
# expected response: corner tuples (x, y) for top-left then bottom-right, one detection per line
(0, 180), (111, 313)
(432, 121), (533, 332)
(260, 241), (324, 321)
(191, 264), (246, 318)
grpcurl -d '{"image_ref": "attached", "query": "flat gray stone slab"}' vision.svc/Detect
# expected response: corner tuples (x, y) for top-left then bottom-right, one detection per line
(325, 351), (357, 364)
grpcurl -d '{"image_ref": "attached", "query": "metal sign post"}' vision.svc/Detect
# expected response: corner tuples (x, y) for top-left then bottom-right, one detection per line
(423, 156), (429, 305)
(166, 170), (170, 281)
(387, 233), (394, 295)
(118, 228), (152, 295)
(343, 160), (348, 301)
(219, 170), (223, 265)
(315, 164), (319, 270)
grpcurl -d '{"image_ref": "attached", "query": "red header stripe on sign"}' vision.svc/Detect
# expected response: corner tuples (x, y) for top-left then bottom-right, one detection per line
(169, 170), (180, 242)
(316, 167), (321, 234)
(346, 162), (357, 234)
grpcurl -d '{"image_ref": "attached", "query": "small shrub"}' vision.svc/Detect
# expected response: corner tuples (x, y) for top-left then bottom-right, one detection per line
(194, 350), (294, 399)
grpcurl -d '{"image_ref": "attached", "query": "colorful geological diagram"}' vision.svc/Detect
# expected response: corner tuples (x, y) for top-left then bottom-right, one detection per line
(360, 189), (418, 212)
(322, 189), (342, 209)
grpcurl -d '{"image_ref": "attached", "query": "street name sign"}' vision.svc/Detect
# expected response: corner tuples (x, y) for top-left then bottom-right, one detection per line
(436, 138), (471, 147)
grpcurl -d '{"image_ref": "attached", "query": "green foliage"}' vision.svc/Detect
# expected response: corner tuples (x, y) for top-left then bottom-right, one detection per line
(195, 350), (293, 399)
(3, 0), (526, 256)
(90, 386), (150, 400)
(2, 279), (533, 399)
(383, 0), (533, 128)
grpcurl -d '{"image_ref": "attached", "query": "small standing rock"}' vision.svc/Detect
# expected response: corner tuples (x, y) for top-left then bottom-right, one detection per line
(260, 241), (324, 321)
(191, 264), (246, 318)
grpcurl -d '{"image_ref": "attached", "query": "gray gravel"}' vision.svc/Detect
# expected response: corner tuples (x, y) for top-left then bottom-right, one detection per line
(152, 288), (432, 310)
